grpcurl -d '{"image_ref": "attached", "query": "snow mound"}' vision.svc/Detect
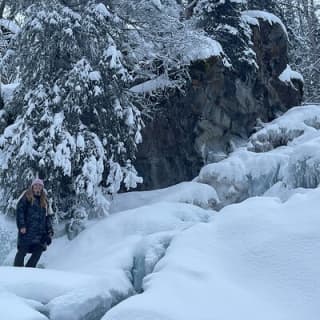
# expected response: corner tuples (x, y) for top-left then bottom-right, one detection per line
(110, 181), (219, 213)
(102, 188), (320, 320)
(0, 287), (47, 320)
(0, 267), (126, 320)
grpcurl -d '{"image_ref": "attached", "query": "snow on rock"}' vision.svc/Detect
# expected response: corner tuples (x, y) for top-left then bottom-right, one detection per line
(242, 10), (288, 38)
(196, 105), (320, 207)
(129, 31), (225, 94)
(182, 32), (224, 64)
(102, 188), (320, 320)
(109, 181), (219, 213)
(279, 64), (304, 85)
(263, 181), (310, 202)
(197, 148), (285, 206)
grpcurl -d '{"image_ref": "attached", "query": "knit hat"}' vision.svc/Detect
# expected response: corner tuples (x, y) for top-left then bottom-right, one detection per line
(31, 178), (44, 187)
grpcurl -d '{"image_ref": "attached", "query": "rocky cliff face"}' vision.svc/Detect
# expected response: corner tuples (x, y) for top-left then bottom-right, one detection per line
(135, 15), (303, 190)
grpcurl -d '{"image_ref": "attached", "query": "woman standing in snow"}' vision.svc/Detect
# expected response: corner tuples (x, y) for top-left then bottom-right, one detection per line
(13, 178), (54, 268)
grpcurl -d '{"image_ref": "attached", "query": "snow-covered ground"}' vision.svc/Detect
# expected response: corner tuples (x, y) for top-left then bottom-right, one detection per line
(1, 201), (213, 320)
(1, 104), (320, 319)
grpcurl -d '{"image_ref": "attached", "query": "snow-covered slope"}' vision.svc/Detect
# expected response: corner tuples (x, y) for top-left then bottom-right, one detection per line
(1, 202), (213, 320)
(103, 189), (320, 320)
(2, 187), (320, 319)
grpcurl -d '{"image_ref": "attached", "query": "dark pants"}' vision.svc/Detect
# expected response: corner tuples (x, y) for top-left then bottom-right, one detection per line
(14, 245), (44, 268)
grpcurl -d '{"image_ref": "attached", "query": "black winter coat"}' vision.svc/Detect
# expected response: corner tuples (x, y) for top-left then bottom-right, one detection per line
(16, 194), (53, 251)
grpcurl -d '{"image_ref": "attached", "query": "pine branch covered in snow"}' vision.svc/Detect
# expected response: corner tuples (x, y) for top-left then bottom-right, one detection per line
(113, 0), (224, 99)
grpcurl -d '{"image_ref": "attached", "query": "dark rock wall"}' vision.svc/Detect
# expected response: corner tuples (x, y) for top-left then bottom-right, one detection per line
(135, 18), (303, 190)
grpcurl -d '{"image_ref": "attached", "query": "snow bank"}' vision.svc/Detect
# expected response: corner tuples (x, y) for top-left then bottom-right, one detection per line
(102, 187), (320, 320)
(196, 105), (320, 207)
(110, 181), (219, 213)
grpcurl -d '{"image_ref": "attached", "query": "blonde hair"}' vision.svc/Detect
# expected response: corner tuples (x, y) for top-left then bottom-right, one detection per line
(25, 187), (48, 212)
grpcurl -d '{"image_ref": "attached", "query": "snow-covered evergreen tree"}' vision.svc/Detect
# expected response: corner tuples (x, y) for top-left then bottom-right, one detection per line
(0, 0), (143, 218)
(114, 0), (192, 98)
(283, 0), (320, 102)
(193, 0), (257, 77)
(247, 0), (282, 14)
